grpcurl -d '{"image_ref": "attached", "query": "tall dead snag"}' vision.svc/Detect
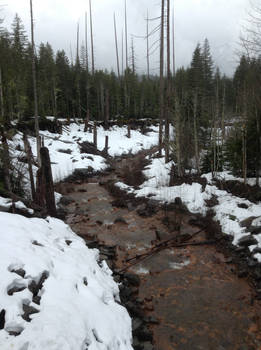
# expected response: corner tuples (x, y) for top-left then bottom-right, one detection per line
(125, 0), (128, 70)
(89, 0), (95, 75)
(23, 134), (36, 201)
(158, 0), (165, 156)
(172, 7), (175, 76)
(39, 147), (56, 217)
(193, 92), (200, 174)
(174, 96), (182, 177)
(105, 89), (109, 128)
(30, 0), (41, 165)
(146, 9), (150, 79)
(84, 12), (90, 132)
(114, 13), (120, 79)
(104, 135), (109, 156)
(165, 0), (170, 163)
(242, 85), (247, 185)
(93, 122), (97, 149)
(0, 128), (11, 192)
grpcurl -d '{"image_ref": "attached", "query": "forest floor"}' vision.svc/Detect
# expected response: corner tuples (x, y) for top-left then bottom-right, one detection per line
(59, 149), (261, 350)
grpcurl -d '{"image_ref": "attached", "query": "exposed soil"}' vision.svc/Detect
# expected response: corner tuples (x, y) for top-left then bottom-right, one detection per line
(58, 152), (261, 350)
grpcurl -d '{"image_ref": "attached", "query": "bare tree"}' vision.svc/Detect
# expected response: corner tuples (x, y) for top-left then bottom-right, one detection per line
(30, 0), (41, 165)
(114, 13), (120, 79)
(240, 1), (261, 56)
(158, 0), (165, 156)
(89, 0), (95, 74)
(146, 9), (150, 79)
(125, 0), (128, 70)
(165, 0), (171, 163)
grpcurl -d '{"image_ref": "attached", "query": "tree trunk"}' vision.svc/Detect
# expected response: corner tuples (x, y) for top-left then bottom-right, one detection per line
(146, 9), (150, 79)
(0, 129), (11, 192)
(175, 97), (182, 177)
(125, 0), (128, 70)
(30, 0), (41, 165)
(40, 147), (57, 217)
(114, 13), (120, 79)
(165, 0), (170, 163)
(193, 92), (200, 174)
(89, 0), (95, 75)
(105, 89), (109, 128)
(23, 134), (36, 201)
(159, 0), (165, 156)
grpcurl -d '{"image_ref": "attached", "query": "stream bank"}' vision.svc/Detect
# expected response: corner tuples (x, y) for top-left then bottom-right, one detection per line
(58, 153), (261, 350)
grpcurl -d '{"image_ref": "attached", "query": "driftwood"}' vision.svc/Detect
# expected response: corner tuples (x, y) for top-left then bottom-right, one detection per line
(120, 226), (209, 272)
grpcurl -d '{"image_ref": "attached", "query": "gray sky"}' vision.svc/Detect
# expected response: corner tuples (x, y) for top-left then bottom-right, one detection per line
(2, 0), (249, 76)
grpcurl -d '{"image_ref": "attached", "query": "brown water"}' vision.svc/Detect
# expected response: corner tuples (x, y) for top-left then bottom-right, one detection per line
(61, 176), (261, 350)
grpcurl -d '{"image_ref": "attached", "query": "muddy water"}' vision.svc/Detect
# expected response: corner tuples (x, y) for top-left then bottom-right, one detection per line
(62, 177), (261, 350)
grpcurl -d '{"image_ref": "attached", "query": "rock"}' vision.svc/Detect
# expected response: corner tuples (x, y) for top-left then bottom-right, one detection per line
(125, 301), (145, 318)
(174, 197), (182, 206)
(238, 235), (258, 247)
(143, 343), (154, 350)
(114, 216), (127, 225)
(0, 309), (5, 329)
(85, 240), (99, 249)
(22, 304), (39, 322)
(124, 273), (140, 287)
(8, 285), (26, 296)
(240, 217), (256, 228)
(10, 268), (26, 278)
(135, 326), (153, 342)
(252, 247), (261, 255)
(60, 196), (74, 206)
(253, 267), (261, 280)
(132, 337), (144, 350)
(249, 226), (261, 235)
(247, 258), (258, 268)
(132, 318), (143, 333)
(237, 203), (249, 209)
(237, 269), (248, 278)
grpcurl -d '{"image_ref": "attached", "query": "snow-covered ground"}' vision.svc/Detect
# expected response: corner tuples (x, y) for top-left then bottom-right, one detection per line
(0, 122), (160, 350)
(0, 213), (133, 350)
(116, 154), (261, 262)
(11, 123), (159, 183)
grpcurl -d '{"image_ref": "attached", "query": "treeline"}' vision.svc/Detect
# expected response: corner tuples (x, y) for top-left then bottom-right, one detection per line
(0, 15), (159, 122)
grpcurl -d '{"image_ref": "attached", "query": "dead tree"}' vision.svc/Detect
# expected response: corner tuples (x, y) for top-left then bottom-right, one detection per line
(193, 91), (200, 174)
(30, 0), (41, 165)
(38, 147), (57, 217)
(146, 9), (150, 79)
(0, 128), (11, 192)
(93, 122), (97, 148)
(89, 0), (95, 75)
(84, 11), (90, 131)
(23, 134), (36, 201)
(114, 13), (120, 79)
(158, 0), (165, 156)
(125, 0), (128, 70)
(165, 0), (171, 163)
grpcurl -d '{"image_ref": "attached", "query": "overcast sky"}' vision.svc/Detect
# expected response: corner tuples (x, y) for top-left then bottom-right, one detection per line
(2, 0), (249, 76)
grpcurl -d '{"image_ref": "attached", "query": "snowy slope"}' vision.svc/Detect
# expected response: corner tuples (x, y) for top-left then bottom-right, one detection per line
(10, 123), (159, 183)
(116, 155), (261, 262)
(0, 212), (133, 350)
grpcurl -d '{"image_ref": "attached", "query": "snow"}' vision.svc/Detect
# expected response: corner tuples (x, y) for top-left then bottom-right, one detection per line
(116, 154), (261, 262)
(202, 171), (258, 187)
(10, 123), (159, 184)
(0, 212), (133, 350)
